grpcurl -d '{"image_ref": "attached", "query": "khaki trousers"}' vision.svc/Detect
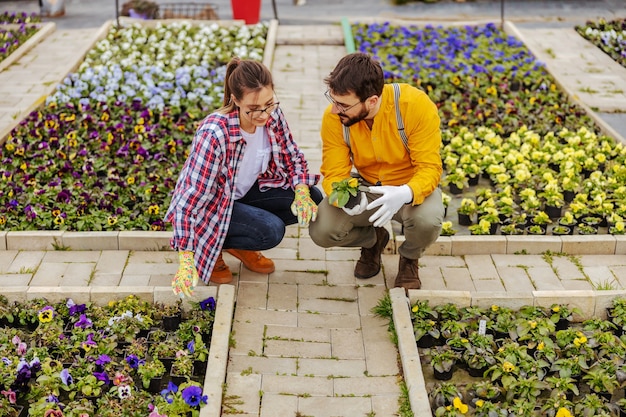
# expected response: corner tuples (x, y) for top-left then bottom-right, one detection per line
(309, 187), (444, 259)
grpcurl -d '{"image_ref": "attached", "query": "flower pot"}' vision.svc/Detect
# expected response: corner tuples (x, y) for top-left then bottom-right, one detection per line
(563, 190), (576, 202)
(231, 0), (261, 24)
(467, 365), (488, 378)
(193, 359), (207, 377)
(162, 313), (182, 331)
(458, 213), (472, 226)
(147, 376), (163, 393)
(544, 205), (562, 219)
(500, 226), (524, 236)
(551, 225), (572, 236)
(468, 175), (479, 186)
(525, 225), (546, 235)
(416, 334), (439, 349)
(433, 367), (454, 380)
(577, 225), (598, 235)
(170, 366), (194, 386)
(448, 183), (463, 195)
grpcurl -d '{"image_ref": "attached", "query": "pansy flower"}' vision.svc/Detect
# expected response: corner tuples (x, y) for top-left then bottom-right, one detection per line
(199, 297), (216, 311)
(118, 384), (132, 400)
(38, 305), (55, 323)
(181, 385), (208, 407)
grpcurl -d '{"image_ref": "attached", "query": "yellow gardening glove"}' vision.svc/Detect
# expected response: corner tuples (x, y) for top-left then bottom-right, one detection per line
(172, 251), (199, 298)
(290, 186), (318, 227)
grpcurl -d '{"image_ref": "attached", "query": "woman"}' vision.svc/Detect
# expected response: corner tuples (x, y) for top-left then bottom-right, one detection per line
(166, 57), (321, 297)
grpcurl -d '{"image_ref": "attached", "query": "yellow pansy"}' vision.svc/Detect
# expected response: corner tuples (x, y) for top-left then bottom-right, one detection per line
(453, 397), (468, 414)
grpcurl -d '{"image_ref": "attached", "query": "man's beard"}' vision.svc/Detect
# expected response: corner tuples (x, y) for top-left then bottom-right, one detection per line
(339, 106), (369, 127)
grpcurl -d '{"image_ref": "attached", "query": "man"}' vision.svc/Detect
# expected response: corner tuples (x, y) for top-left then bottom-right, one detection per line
(309, 52), (444, 291)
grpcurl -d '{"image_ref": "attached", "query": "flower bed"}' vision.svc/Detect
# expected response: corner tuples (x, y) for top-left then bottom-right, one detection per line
(387, 288), (626, 417)
(0, 12), (42, 62)
(576, 17), (626, 69)
(352, 21), (626, 236)
(0, 20), (268, 232)
(0, 286), (234, 417)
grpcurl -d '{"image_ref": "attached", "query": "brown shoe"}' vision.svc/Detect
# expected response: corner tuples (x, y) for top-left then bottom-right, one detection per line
(354, 227), (390, 279)
(211, 252), (233, 284)
(394, 255), (421, 290)
(225, 249), (275, 274)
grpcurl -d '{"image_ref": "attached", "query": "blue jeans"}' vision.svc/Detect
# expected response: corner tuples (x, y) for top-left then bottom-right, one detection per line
(223, 182), (323, 251)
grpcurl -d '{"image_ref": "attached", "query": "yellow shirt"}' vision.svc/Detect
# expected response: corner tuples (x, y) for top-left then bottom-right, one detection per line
(320, 83), (442, 205)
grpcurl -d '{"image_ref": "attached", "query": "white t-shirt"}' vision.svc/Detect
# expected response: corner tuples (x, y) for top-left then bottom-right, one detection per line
(234, 127), (271, 200)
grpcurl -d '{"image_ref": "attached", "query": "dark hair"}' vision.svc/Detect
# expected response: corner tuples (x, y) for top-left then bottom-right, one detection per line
(324, 52), (384, 102)
(220, 57), (274, 113)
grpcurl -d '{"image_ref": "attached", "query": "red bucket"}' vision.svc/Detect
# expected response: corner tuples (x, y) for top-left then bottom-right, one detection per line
(231, 0), (261, 24)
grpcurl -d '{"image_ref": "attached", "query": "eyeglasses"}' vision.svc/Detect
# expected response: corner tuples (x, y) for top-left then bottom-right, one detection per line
(245, 102), (280, 118)
(324, 90), (361, 113)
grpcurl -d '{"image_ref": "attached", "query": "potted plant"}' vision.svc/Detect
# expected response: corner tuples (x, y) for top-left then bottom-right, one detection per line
(149, 335), (180, 371)
(609, 220), (625, 235)
(578, 224), (598, 235)
(428, 382), (463, 409)
(137, 358), (166, 392)
(582, 363), (620, 400)
(429, 346), (460, 380)
(457, 198), (477, 225)
(526, 224), (547, 235)
(545, 375), (579, 400)
(443, 168), (468, 195)
(547, 303), (581, 331)
(462, 345), (495, 377)
(440, 221), (457, 236)
(558, 211), (577, 227)
(468, 380), (502, 402)
(551, 225), (572, 236)
(500, 223), (524, 235)
(170, 349), (194, 385)
(469, 219), (494, 235)
(414, 317), (441, 348)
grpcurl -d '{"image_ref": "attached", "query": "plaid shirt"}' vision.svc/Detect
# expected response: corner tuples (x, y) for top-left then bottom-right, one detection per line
(165, 107), (319, 283)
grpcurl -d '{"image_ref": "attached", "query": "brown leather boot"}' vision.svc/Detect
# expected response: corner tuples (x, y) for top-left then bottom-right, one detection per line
(354, 227), (389, 279)
(394, 255), (421, 290)
(225, 249), (275, 274)
(211, 252), (233, 284)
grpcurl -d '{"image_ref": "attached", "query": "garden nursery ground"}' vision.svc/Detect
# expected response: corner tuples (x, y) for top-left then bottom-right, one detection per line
(1, 0), (626, 417)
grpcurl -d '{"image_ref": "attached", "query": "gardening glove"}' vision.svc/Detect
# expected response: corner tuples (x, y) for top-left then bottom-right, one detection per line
(367, 185), (413, 228)
(342, 192), (368, 216)
(172, 251), (199, 298)
(290, 186), (318, 227)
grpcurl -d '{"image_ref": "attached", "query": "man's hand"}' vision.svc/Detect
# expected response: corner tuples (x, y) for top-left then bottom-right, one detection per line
(342, 192), (368, 216)
(172, 251), (199, 298)
(290, 186), (318, 227)
(366, 185), (413, 227)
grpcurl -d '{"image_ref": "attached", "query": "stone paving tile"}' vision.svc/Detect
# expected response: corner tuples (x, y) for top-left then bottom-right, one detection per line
(264, 338), (332, 358)
(357, 285), (389, 316)
(584, 265), (620, 289)
(148, 274), (175, 287)
(230, 322), (266, 356)
(59, 263), (94, 286)
(265, 324), (331, 343)
(421, 254), (467, 267)
(269, 269), (327, 285)
(0, 274), (31, 286)
(372, 394), (402, 417)
(298, 358), (367, 377)
(119, 274), (150, 286)
(30, 262), (66, 286)
(561, 279), (596, 291)
(612, 266), (626, 289)
(330, 328), (366, 360)
(262, 374), (334, 396)
(333, 375), (399, 396)
(237, 282), (269, 309)
(491, 254), (550, 267)
(227, 355), (298, 375)
(7, 251), (45, 274)
(298, 283), (358, 300)
(265, 283), (297, 311)
(361, 315), (400, 376)
(420, 266), (446, 290)
(496, 266), (536, 292)
(0, 250), (18, 273)
(259, 394), (298, 417)
(441, 266), (476, 291)
(465, 254), (499, 279)
(298, 396), (373, 417)
(298, 296), (360, 315)
(473, 277), (506, 292)
(42, 251), (101, 263)
(526, 266), (564, 290)
(578, 254), (626, 267)
(550, 255), (586, 280)
(326, 260), (361, 285)
(89, 273), (121, 286)
(224, 373), (262, 415)
(94, 251), (129, 274)
(297, 311), (361, 329)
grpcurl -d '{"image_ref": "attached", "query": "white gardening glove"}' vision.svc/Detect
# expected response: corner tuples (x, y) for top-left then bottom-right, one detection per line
(342, 192), (368, 216)
(366, 185), (413, 227)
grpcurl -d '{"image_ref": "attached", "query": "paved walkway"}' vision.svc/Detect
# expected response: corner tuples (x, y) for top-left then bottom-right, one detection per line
(2, 3), (626, 416)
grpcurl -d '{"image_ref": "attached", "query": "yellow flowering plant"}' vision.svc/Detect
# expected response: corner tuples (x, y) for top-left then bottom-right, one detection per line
(328, 177), (368, 208)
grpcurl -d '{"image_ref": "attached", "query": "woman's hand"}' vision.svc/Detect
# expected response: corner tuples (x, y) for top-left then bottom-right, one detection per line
(172, 251), (199, 298)
(290, 186), (318, 227)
